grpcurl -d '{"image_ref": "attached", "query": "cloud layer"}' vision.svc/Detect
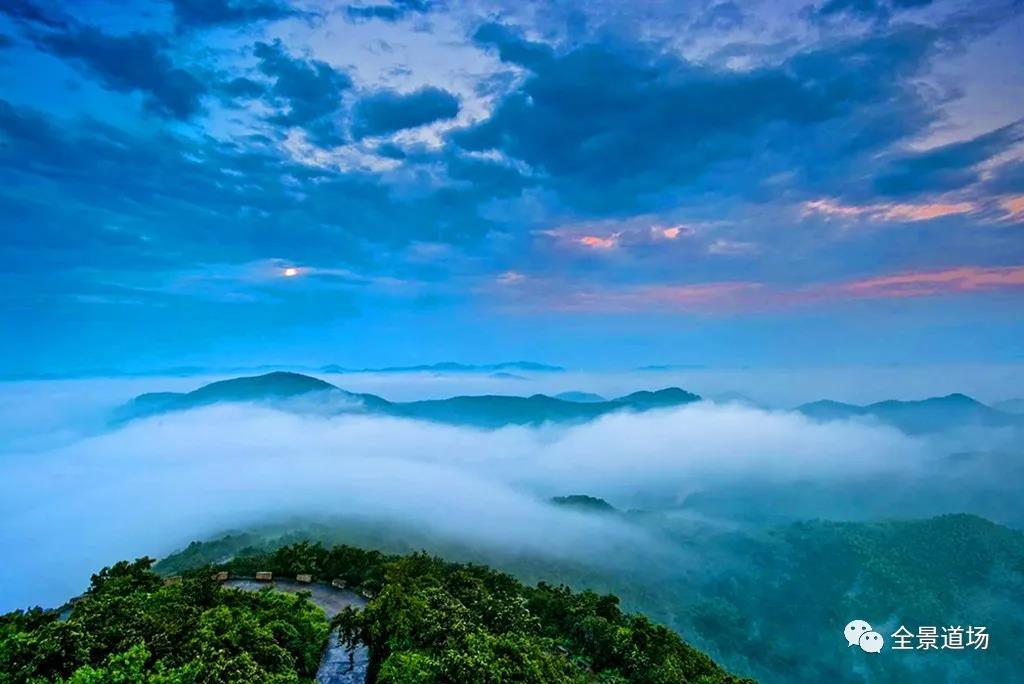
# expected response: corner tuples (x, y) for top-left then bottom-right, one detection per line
(0, 384), (931, 612)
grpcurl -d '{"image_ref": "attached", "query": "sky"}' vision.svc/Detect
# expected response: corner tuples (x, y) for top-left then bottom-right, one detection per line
(1, 0), (1023, 374)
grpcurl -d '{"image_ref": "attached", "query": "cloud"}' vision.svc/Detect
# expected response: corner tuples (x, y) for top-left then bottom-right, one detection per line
(351, 86), (460, 139)
(578, 234), (620, 249)
(452, 22), (943, 212)
(1000, 195), (1024, 220)
(0, 99), (495, 286)
(169, 0), (296, 30)
(39, 26), (205, 119)
(691, 2), (746, 31)
(657, 225), (688, 239)
(489, 278), (764, 313)
(706, 239), (758, 256)
(486, 264), (1024, 313)
(836, 265), (1024, 298)
(0, 0), (68, 29)
(254, 39), (353, 146)
(802, 198), (978, 222)
(816, 0), (934, 23)
(495, 270), (526, 285)
(0, 392), (926, 611)
(347, 0), (432, 23)
(985, 159), (1024, 195)
(872, 122), (1024, 197)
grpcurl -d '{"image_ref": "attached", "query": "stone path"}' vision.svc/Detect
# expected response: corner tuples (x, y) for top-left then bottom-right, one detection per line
(224, 578), (369, 684)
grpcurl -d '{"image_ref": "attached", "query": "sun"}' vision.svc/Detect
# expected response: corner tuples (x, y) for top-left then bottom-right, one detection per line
(282, 267), (299, 277)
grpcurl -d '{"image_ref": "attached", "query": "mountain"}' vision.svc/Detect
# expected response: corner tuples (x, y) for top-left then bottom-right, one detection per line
(994, 398), (1024, 414)
(320, 361), (565, 374)
(390, 387), (700, 428)
(550, 494), (617, 512)
(3, 546), (749, 684)
(153, 512), (1024, 684)
(489, 371), (526, 380)
(711, 391), (769, 409)
(554, 391), (606, 403)
(115, 372), (702, 428)
(114, 371), (387, 422)
(797, 392), (1020, 434)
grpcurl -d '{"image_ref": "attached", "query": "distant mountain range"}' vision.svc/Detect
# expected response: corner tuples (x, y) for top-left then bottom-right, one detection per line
(115, 371), (1023, 434)
(994, 398), (1024, 414)
(116, 371), (700, 428)
(319, 361), (565, 374)
(1, 361), (566, 381)
(796, 392), (1021, 434)
(554, 391), (606, 403)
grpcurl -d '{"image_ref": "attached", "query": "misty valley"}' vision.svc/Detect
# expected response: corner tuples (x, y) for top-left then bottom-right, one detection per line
(2, 368), (1022, 683)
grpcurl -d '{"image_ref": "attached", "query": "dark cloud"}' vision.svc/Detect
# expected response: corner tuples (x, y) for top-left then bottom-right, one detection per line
(454, 24), (940, 212)
(0, 0), (69, 29)
(816, 0), (934, 23)
(472, 23), (553, 71)
(375, 142), (407, 159)
(351, 86), (459, 139)
(169, 0), (295, 30)
(346, 0), (432, 23)
(0, 99), (498, 281)
(873, 122), (1024, 197)
(222, 76), (266, 99)
(985, 159), (1024, 195)
(254, 39), (352, 146)
(39, 26), (204, 119)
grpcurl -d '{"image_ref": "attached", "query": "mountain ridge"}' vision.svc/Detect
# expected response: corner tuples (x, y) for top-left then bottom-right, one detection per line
(116, 371), (701, 428)
(797, 392), (1019, 433)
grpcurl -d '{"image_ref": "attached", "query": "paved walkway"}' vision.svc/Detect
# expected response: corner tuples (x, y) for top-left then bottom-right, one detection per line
(224, 578), (369, 684)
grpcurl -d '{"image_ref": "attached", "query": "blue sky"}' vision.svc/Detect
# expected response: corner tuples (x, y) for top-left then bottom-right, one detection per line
(0, 0), (1022, 374)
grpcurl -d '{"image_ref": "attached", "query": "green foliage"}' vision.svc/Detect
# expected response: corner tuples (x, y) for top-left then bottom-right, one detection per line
(332, 553), (751, 684)
(157, 511), (1024, 684)
(684, 514), (1024, 683)
(0, 558), (328, 684)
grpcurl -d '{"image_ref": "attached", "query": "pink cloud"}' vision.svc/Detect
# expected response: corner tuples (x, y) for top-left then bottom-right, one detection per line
(1000, 195), (1024, 220)
(578, 233), (621, 249)
(491, 279), (764, 313)
(652, 224), (696, 240)
(487, 264), (1024, 315)
(802, 198), (977, 223)
(836, 265), (1024, 298)
(876, 202), (976, 221)
(661, 226), (682, 239)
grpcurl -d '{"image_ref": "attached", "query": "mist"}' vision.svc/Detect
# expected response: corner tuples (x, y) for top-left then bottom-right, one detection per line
(0, 370), (962, 613)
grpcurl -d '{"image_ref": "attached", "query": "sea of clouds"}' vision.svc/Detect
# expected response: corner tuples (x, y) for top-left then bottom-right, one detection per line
(0, 367), (1019, 612)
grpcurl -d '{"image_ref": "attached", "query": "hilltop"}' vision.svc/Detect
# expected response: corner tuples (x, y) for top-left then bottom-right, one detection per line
(796, 392), (1019, 434)
(114, 371), (702, 428)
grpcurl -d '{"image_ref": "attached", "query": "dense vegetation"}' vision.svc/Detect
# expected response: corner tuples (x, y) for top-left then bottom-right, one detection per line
(155, 512), (1024, 684)
(2, 543), (748, 683)
(341, 554), (748, 683)
(216, 542), (748, 683)
(683, 514), (1024, 683)
(0, 558), (328, 683)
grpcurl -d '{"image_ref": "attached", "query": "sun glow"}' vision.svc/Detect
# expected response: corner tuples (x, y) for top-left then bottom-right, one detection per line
(283, 267), (299, 277)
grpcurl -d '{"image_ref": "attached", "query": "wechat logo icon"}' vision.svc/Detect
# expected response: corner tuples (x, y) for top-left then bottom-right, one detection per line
(845, 619), (884, 654)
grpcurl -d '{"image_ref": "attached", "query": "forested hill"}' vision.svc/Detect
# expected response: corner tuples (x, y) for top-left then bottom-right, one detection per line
(0, 543), (752, 684)
(115, 371), (702, 428)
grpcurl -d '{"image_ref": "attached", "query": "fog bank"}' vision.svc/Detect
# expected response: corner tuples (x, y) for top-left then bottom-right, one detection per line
(0, 387), (935, 611)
